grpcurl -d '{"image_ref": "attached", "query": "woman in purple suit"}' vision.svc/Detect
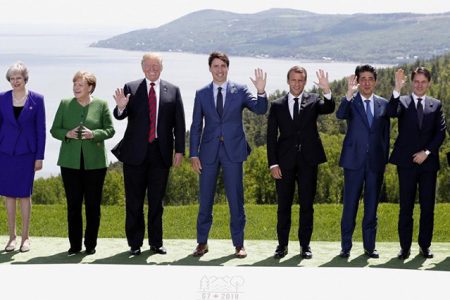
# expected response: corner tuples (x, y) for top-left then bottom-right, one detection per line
(0, 62), (46, 252)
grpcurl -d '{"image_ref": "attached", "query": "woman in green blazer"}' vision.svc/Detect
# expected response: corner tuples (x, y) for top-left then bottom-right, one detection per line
(51, 71), (115, 255)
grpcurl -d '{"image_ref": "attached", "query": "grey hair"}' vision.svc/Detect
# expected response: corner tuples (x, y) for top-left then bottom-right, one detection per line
(6, 61), (29, 83)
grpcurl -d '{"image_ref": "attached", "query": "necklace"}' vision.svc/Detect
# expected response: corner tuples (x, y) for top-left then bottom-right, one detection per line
(13, 90), (28, 106)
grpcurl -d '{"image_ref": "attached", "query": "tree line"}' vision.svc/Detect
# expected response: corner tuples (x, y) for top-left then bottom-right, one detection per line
(29, 54), (450, 205)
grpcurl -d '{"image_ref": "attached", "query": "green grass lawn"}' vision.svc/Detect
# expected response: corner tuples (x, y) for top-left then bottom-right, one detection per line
(1, 203), (450, 242)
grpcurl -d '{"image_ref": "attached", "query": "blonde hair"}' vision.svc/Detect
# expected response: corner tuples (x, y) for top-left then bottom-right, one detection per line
(141, 52), (163, 67)
(73, 71), (97, 94)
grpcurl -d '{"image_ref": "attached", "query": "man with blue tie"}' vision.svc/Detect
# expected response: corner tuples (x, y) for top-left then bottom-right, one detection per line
(388, 67), (446, 260)
(337, 65), (390, 259)
(190, 52), (268, 258)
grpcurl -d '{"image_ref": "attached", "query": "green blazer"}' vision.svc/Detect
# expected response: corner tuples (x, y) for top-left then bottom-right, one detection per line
(50, 97), (115, 170)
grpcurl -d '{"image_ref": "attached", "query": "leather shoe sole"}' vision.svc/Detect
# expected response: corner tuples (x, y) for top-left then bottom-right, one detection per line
(130, 248), (141, 256)
(397, 249), (410, 260)
(419, 248), (434, 258)
(274, 246), (288, 259)
(364, 249), (379, 259)
(193, 244), (208, 257)
(339, 250), (350, 258)
(150, 246), (167, 255)
(301, 247), (312, 259)
(235, 247), (247, 258)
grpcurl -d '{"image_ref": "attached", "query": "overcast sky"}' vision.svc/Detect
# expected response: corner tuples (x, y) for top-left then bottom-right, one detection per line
(1, 0), (450, 31)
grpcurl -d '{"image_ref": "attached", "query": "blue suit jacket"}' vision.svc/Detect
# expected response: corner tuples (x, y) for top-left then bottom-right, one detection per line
(387, 94), (446, 171)
(0, 90), (46, 159)
(337, 93), (390, 172)
(189, 81), (267, 163)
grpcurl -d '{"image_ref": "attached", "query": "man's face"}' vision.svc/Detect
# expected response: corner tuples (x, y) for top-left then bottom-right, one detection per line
(142, 57), (162, 82)
(287, 71), (306, 97)
(357, 71), (376, 98)
(209, 58), (228, 84)
(412, 73), (431, 97)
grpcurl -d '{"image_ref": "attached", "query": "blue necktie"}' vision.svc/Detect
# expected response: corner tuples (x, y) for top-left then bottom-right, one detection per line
(216, 87), (223, 118)
(364, 100), (373, 127)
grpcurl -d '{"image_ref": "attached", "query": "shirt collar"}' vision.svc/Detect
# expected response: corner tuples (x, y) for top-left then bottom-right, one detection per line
(145, 78), (161, 87)
(213, 81), (228, 92)
(412, 93), (426, 102)
(288, 92), (303, 102)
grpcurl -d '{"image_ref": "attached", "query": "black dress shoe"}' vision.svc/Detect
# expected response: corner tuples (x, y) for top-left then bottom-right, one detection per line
(300, 246), (312, 259)
(85, 248), (96, 255)
(339, 250), (350, 258)
(364, 249), (379, 259)
(274, 245), (288, 259)
(419, 247), (434, 258)
(150, 246), (167, 255)
(68, 248), (81, 256)
(397, 249), (410, 260)
(130, 247), (141, 256)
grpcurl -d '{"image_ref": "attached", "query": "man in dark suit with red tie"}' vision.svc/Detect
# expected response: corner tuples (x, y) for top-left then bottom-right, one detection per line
(113, 53), (185, 255)
(388, 67), (446, 259)
(267, 66), (334, 259)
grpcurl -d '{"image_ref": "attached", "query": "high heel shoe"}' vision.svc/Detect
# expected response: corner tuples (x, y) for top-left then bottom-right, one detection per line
(4, 239), (16, 252)
(19, 239), (30, 252)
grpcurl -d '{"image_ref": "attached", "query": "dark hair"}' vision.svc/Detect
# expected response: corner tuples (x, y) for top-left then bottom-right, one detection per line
(208, 52), (230, 67)
(287, 65), (307, 81)
(355, 64), (377, 81)
(411, 66), (431, 81)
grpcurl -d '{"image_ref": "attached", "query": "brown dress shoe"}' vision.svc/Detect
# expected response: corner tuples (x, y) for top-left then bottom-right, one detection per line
(235, 246), (247, 258)
(193, 243), (208, 257)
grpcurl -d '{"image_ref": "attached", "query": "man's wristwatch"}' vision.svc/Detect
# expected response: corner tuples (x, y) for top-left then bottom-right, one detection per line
(425, 149), (431, 156)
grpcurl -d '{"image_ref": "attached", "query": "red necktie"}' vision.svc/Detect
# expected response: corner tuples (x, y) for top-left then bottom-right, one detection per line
(148, 82), (156, 142)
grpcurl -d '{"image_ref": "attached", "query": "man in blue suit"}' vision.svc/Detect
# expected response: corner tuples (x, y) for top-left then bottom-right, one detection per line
(388, 67), (446, 260)
(337, 65), (390, 259)
(190, 52), (268, 258)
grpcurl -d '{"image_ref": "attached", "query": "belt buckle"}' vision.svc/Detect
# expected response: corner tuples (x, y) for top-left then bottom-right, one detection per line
(296, 144), (301, 152)
(219, 136), (224, 142)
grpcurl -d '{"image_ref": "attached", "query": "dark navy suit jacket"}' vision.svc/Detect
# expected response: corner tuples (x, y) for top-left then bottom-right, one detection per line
(0, 90), (46, 159)
(337, 93), (390, 172)
(387, 94), (446, 171)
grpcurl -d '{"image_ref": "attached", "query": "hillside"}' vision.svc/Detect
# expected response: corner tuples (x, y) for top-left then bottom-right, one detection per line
(91, 8), (450, 63)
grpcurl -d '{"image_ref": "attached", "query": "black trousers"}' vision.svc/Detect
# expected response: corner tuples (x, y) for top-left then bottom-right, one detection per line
(276, 153), (318, 248)
(123, 140), (169, 249)
(61, 163), (107, 251)
(397, 166), (437, 251)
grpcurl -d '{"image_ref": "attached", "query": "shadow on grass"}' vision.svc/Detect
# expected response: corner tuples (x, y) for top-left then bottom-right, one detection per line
(370, 254), (427, 270)
(430, 256), (450, 271)
(10, 251), (84, 264)
(0, 250), (16, 263)
(320, 254), (369, 268)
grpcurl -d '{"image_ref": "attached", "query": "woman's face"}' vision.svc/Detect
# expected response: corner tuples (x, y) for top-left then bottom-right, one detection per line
(73, 78), (92, 100)
(9, 72), (26, 91)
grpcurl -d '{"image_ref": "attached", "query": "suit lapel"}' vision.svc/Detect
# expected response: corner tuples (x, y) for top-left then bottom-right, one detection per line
(222, 82), (235, 119)
(17, 93), (36, 123)
(158, 80), (168, 118)
(4, 91), (19, 126)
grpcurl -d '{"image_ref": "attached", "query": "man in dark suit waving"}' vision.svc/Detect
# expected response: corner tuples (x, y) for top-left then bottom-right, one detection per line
(267, 66), (334, 259)
(190, 52), (268, 258)
(337, 65), (390, 259)
(113, 52), (185, 255)
(388, 67), (446, 259)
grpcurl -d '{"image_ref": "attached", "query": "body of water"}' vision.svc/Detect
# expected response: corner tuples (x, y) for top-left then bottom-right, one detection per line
(0, 27), (383, 177)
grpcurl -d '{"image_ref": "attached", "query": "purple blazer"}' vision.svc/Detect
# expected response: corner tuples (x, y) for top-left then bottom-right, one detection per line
(0, 90), (46, 159)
